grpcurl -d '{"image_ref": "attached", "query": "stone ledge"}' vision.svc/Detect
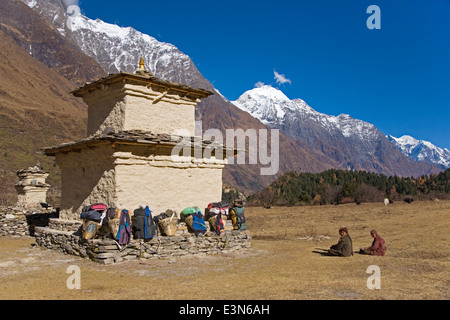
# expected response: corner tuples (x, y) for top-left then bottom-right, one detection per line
(0, 207), (57, 237)
(48, 218), (82, 232)
(35, 226), (75, 237)
(34, 226), (251, 265)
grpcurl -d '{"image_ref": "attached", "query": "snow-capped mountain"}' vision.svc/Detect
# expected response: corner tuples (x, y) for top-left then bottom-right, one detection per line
(232, 85), (380, 141)
(22, 0), (207, 87)
(387, 135), (450, 169)
(21, 0), (443, 183)
(232, 85), (442, 176)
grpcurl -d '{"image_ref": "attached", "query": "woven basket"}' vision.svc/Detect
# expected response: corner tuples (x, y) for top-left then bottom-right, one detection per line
(208, 215), (217, 231)
(82, 219), (99, 240)
(184, 215), (194, 232)
(158, 217), (177, 237)
(108, 218), (120, 239)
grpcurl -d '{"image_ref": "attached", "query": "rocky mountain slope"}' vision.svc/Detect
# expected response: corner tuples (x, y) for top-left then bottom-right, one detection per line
(0, 0), (109, 204)
(1, 0), (106, 86)
(20, 0), (346, 194)
(13, 0), (444, 195)
(0, 27), (89, 203)
(21, 0), (202, 86)
(232, 85), (442, 177)
(387, 135), (450, 169)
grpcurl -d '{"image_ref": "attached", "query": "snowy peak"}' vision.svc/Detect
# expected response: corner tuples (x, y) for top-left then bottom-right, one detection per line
(66, 14), (193, 79)
(22, 0), (203, 87)
(387, 135), (420, 153)
(233, 86), (291, 124)
(234, 85), (311, 113)
(69, 16), (133, 39)
(231, 85), (444, 175)
(233, 85), (321, 125)
(233, 86), (446, 171)
(334, 113), (378, 139)
(232, 86), (379, 140)
(387, 135), (450, 168)
(240, 85), (291, 103)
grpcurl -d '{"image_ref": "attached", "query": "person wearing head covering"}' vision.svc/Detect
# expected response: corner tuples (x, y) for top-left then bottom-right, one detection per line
(359, 230), (386, 256)
(327, 227), (353, 257)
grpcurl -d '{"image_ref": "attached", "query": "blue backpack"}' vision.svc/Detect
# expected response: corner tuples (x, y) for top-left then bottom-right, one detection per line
(192, 210), (207, 237)
(144, 206), (156, 240)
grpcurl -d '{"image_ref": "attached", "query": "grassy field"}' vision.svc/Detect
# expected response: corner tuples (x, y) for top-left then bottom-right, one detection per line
(0, 200), (448, 300)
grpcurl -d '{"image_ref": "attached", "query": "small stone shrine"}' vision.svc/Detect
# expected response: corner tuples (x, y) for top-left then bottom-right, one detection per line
(15, 168), (50, 209)
(44, 58), (234, 220)
(33, 59), (249, 264)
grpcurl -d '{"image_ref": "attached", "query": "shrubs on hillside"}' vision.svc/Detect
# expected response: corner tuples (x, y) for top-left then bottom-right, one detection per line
(247, 168), (450, 207)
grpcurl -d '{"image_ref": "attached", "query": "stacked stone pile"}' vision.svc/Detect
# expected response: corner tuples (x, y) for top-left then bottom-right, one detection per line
(0, 207), (29, 237)
(48, 218), (82, 232)
(1, 205), (251, 264)
(34, 225), (251, 265)
(0, 207), (58, 237)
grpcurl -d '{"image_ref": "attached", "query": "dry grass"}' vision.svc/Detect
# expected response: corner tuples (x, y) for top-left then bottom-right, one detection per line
(0, 200), (448, 300)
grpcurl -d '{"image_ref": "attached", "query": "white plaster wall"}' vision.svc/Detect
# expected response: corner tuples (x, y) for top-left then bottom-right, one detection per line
(114, 162), (223, 216)
(55, 145), (117, 220)
(16, 187), (48, 208)
(123, 92), (196, 136)
(18, 173), (49, 186)
(81, 82), (197, 136)
(112, 143), (225, 215)
(54, 143), (225, 221)
(83, 82), (128, 136)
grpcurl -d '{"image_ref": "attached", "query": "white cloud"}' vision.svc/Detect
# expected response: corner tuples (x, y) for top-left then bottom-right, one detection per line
(274, 70), (291, 85)
(61, 0), (79, 8)
(254, 81), (266, 88)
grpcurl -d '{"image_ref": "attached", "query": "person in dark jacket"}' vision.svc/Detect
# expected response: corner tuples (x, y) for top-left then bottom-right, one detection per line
(328, 227), (353, 257)
(359, 230), (387, 256)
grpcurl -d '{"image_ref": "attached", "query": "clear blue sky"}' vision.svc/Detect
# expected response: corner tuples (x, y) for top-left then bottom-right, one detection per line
(79, 0), (450, 149)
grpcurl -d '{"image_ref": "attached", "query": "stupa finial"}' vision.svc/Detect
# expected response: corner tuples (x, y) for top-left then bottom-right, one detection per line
(139, 57), (146, 70)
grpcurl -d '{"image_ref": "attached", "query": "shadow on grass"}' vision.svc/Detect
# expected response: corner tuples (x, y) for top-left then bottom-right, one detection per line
(312, 248), (330, 256)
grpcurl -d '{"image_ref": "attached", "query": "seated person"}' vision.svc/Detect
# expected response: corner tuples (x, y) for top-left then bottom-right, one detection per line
(359, 230), (386, 256)
(328, 227), (353, 257)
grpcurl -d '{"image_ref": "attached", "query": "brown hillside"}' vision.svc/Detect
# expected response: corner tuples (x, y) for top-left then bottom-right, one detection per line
(0, 28), (88, 204)
(197, 94), (341, 194)
(0, 0), (106, 86)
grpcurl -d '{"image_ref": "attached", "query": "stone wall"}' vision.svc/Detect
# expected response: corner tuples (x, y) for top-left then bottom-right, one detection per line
(55, 142), (225, 220)
(114, 150), (224, 220)
(83, 78), (199, 137)
(0, 207), (29, 237)
(0, 207), (57, 237)
(55, 144), (116, 220)
(34, 225), (251, 265)
(15, 170), (50, 209)
(1, 206), (251, 265)
(48, 218), (82, 233)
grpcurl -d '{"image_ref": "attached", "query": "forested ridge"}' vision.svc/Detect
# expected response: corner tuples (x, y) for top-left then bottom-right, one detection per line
(247, 168), (450, 206)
